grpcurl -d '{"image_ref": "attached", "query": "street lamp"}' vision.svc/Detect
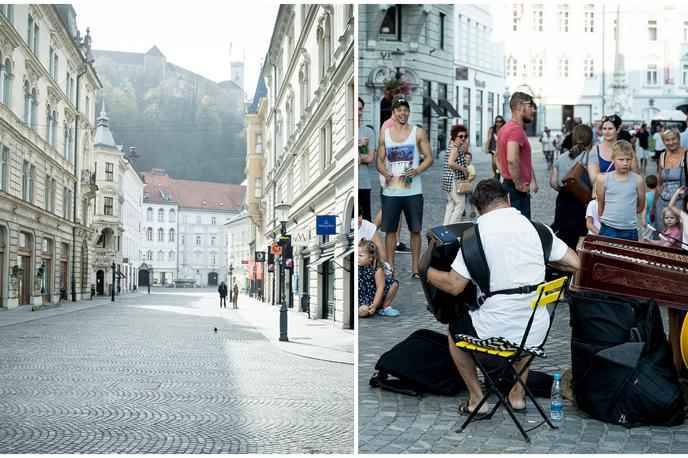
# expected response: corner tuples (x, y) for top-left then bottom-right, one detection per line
(391, 48), (405, 79)
(149, 264), (153, 294)
(228, 263), (234, 302)
(111, 261), (116, 302)
(275, 201), (291, 342)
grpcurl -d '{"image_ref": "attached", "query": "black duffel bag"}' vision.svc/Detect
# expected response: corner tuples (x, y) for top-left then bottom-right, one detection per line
(569, 290), (684, 427)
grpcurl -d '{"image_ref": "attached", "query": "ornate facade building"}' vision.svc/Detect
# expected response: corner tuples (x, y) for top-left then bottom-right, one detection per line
(249, 4), (355, 328)
(0, 5), (100, 308)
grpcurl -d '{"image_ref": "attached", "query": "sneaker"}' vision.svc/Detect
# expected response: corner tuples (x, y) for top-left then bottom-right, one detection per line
(395, 242), (411, 253)
(378, 307), (400, 317)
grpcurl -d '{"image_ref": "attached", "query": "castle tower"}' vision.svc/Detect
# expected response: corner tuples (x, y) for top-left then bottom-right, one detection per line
(230, 45), (245, 91)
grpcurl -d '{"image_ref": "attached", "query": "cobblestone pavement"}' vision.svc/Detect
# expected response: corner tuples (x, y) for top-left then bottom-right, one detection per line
(359, 143), (688, 453)
(0, 290), (353, 453)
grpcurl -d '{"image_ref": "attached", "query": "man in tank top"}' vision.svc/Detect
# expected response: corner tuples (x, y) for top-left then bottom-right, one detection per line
(376, 94), (435, 277)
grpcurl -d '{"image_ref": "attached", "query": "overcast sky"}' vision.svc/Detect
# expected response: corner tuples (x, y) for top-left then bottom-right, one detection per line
(72, 1), (279, 99)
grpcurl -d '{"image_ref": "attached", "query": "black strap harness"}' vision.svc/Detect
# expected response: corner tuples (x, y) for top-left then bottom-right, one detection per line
(461, 220), (552, 305)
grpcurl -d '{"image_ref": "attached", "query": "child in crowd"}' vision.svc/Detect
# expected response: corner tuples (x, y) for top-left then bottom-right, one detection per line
(667, 186), (688, 248)
(358, 240), (400, 318)
(595, 140), (645, 241)
(585, 185), (601, 235)
(640, 175), (658, 239)
(464, 152), (477, 218)
(641, 207), (682, 249)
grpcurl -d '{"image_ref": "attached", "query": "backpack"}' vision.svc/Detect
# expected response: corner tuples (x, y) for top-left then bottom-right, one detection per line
(461, 220), (552, 309)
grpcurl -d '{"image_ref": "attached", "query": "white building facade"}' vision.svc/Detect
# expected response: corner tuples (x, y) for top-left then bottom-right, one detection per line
(224, 209), (252, 292)
(179, 208), (233, 287)
(120, 157), (143, 293)
(141, 189), (178, 286)
(494, 3), (688, 134)
(261, 4), (355, 328)
(0, 5), (100, 308)
(454, 5), (507, 155)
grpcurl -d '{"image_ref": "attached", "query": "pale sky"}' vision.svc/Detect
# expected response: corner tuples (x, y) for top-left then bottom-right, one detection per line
(72, 1), (280, 99)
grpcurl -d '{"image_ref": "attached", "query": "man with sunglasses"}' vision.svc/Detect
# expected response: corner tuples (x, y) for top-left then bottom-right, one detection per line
(376, 94), (435, 278)
(496, 92), (538, 219)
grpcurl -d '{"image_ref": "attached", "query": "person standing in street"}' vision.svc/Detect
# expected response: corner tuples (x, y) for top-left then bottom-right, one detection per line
(653, 125), (666, 163)
(358, 97), (376, 222)
(539, 127), (555, 170)
(636, 123), (650, 172)
(218, 281), (228, 308)
(376, 94), (434, 278)
(232, 283), (239, 309)
(497, 92), (538, 219)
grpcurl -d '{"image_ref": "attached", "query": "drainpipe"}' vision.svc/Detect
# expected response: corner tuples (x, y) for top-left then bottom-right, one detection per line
(72, 63), (87, 302)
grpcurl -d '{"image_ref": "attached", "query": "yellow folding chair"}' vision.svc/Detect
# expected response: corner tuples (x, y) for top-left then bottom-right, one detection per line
(454, 276), (569, 442)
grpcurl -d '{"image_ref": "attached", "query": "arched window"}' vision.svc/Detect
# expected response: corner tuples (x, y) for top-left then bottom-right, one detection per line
(168, 250), (174, 261)
(0, 58), (11, 106)
(30, 88), (37, 129)
(168, 228), (175, 242)
(157, 208), (164, 222)
(286, 94), (295, 138)
(168, 209), (176, 222)
(46, 104), (53, 144)
(23, 80), (30, 123)
(63, 124), (72, 160)
(146, 207), (153, 222)
(157, 228), (164, 242)
(157, 250), (164, 262)
(147, 250), (153, 261)
(317, 13), (332, 79)
(146, 227), (153, 241)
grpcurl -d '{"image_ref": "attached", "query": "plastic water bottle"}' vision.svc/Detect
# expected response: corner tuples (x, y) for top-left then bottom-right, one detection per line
(550, 373), (564, 421)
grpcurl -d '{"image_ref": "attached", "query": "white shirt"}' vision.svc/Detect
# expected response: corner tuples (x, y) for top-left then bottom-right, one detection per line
(586, 200), (601, 234)
(358, 219), (377, 242)
(451, 207), (569, 347)
(681, 130), (688, 149)
(653, 132), (665, 150)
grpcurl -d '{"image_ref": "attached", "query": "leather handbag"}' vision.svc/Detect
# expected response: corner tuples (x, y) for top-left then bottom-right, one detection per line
(455, 180), (472, 195)
(561, 150), (592, 205)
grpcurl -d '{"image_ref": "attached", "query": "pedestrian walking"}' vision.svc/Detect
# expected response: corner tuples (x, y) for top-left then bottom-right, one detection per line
(376, 94), (434, 278)
(484, 115), (505, 179)
(232, 283), (239, 309)
(636, 123), (650, 172)
(539, 127), (555, 170)
(441, 124), (470, 225)
(218, 281), (228, 308)
(496, 91), (538, 219)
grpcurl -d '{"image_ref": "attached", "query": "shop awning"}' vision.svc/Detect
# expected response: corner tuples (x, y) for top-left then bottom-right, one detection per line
(423, 96), (443, 116)
(438, 98), (461, 118)
(331, 247), (355, 271)
(308, 254), (334, 269)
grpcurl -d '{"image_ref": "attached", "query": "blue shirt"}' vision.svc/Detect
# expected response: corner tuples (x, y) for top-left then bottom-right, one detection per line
(680, 130), (688, 149)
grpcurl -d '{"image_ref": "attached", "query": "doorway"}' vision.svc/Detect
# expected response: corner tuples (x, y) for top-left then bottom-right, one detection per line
(322, 261), (335, 320)
(19, 254), (30, 305)
(207, 272), (218, 286)
(96, 270), (104, 295)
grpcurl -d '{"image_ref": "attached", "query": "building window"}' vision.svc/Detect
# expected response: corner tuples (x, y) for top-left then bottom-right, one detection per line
(507, 56), (518, 77)
(196, 235), (201, 246)
(286, 95), (295, 139)
(181, 235), (185, 245)
(105, 162), (114, 181)
(157, 228), (164, 242)
(104, 197), (113, 216)
(196, 216), (201, 225)
(531, 57), (544, 78)
(158, 208), (164, 222)
(255, 178), (262, 198)
(49, 47), (58, 80)
(0, 145), (8, 192)
(683, 64), (688, 86)
(157, 251), (164, 262)
(439, 12), (446, 49)
(487, 92), (494, 127)
(584, 58), (595, 79)
(65, 72), (74, 103)
(558, 7), (569, 33)
(299, 62), (310, 115)
(146, 227), (153, 241)
(584, 7), (595, 33)
(168, 209), (175, 222)
(211, 236), (216, 246)
(211, 217), (216, 225)
(648, 20), (657, 41)
(195, 254), (202, 265)
(147, 250), (153, 261)
(63, 187), (71, 219)
(168, 229), (175, 242)
(512, 5), (520, 32)
(63, 125), (72, 161)
(44, 174), (51, 210)
(558, 58), (569, 78)
(475, 89), (483, 146)
(0, 5), (14, 22)
(1, 58), (11, 106)
(255, 133), (263, 155)
(22, 160), (29, 200)
(320, 118), (333, 168)
(168, 251), (174, 262)
(146, 207), (153, 222)
(646, 64), (658, 86)
(317, 13), (332, 79)
(380, 5), (400, 40)
(532, 5), (543, 32)
(27, 14), (38, 54)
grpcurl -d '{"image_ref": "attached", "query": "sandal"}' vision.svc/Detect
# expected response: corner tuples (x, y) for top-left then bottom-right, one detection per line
(508, 399), (526, 412)
(458, 401), (490, 421)
(411, 272), (420, 280)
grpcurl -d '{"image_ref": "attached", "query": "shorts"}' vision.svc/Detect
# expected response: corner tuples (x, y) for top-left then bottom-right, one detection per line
(448, 306), (478, 344)
(637, 147), (649, 160)
(380, 194), (424, 233)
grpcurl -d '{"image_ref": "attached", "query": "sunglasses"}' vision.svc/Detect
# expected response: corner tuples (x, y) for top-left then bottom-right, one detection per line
(603, 114), (620, 123)
(457, 134), (467, 139)
(495, 120), (505, 124)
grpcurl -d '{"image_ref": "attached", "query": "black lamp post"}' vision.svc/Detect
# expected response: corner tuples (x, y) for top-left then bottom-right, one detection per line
(275, 202), (291, 342)
(111, 261), (116, 302)
(228, 263), (234, 302)
(148, 264), (153, 294)
(391, 47), (405, 80)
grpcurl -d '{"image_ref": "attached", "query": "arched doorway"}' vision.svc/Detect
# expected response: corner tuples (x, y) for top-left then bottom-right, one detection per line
(96, 270), (104, 295)
(207, 272), (218, 286)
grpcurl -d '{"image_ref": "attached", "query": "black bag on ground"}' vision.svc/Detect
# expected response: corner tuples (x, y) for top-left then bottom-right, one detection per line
(569, 290), (684, 427)
(370, 329), (554, 397)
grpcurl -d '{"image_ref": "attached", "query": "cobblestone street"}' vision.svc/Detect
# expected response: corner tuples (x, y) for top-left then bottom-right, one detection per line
(359, 143), (688, 453)
(0, 290), (353, 453)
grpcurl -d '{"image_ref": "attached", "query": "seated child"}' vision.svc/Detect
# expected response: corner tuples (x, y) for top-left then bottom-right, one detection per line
(358, 240), (400, 317)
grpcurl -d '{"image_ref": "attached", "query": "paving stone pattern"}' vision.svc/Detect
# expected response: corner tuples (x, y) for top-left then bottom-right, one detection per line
(359, 144), (688, 453)
(0, 291), (353, 453)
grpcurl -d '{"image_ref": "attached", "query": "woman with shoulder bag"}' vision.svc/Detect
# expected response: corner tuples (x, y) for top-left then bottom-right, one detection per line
(549, 124), (599, 249)
(651, 127), (687, 232)
(441, 124), (470, 225)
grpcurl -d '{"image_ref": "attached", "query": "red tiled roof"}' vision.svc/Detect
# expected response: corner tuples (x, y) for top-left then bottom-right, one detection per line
(142, 170), (245, 211)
